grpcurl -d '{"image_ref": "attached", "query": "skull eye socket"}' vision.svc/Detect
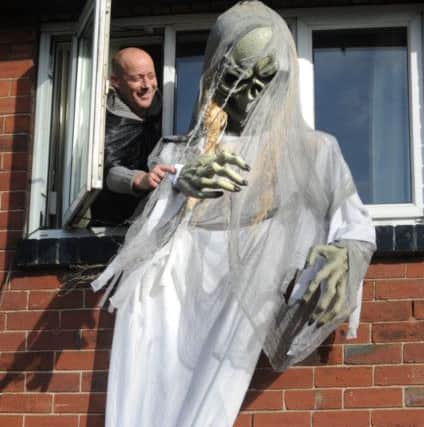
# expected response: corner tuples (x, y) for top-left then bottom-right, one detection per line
(254, 55), (278, 81)
(222, 72), (240, 88)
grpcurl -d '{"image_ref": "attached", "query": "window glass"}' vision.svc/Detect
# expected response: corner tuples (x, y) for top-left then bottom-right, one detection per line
(69, 18), (94, 207)
(47, 39), (71, 228)
(313, 28), (411, 204)
(174, 31), (208, 134)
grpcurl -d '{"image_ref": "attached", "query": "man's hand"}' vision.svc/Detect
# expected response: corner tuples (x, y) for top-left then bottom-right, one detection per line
(175, 149), (250, 199)
(132, 164), (176, 191)
(302, 244), (348, 325)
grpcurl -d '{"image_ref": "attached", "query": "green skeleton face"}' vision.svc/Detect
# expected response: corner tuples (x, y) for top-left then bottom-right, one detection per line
(214, 26), (279, 130)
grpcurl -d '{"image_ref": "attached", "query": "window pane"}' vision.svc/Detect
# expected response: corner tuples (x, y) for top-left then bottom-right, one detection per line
(47, 39), (71, 228)
(174, 31), (208, 134)
(313, 28), (411, 204)
(70, 17), (94, 205)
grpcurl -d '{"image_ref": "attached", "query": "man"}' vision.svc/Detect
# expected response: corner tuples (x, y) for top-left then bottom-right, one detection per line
(90, 47), (175, 226)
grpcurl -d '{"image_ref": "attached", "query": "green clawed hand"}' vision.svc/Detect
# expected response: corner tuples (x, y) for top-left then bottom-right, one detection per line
(302, 244), (349, 325)
(176, 150), (250, 199)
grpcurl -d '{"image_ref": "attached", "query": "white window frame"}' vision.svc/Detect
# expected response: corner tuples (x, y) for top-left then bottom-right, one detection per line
(62, 0), (111, 226)
(28, 0), (111, 235)
(28, 5), (424, 239)
(296, 7), (424, 222)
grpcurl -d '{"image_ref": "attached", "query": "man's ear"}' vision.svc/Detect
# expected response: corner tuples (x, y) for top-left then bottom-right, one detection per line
(110, 74), (120, 90)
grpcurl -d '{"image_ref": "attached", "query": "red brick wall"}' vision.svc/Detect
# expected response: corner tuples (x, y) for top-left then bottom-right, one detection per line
(1, 26), (424, 427)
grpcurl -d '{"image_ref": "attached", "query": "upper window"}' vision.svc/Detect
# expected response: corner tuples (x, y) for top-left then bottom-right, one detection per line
(28, 6), (424, 237)
(314, 28), (411, 205)
(297, 11), (423, 220)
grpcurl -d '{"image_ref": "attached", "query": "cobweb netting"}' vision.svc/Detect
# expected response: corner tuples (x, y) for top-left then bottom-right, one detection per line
(92, 0), (373, 371)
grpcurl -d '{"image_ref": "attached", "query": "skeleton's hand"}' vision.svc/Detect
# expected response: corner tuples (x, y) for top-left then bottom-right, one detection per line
(302, 244), (348, 325)
(175, 149), (250, 199)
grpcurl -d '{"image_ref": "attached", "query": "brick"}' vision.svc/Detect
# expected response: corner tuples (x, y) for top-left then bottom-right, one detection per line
(250, 367), (313, 390)
(405, 387), (424, 407)
(344, 344), (401, 365)
(362, 280), (374, 300)
(313, 411), (369, 427)
(0, 230), (21, 249)
(375, 365), (424, 385)
(0, 30), (36, 44)
(323, 323), (370, 345)
(298, 345), (342, 366)
(0, 96), (32, 114)
(54, 393), (106, 413)
(372, 409), (424, 427)
(26, 330), (82, 351)
(1, 152), (28, 170)
(405, 343), (424, 363)
(0, 80), (11, 96)
(0, 60), (34, 78)
(0, 171), (27, 191)
(0, 134), (28, 152)
(10, 274), (61, 290)
(366, 262), (406, 279)
(79, 415), (105, 427)
(0, 393), (51, 413)
(80, 329), (113, 350)
(0, 351), (54, 371)
(406, 261), (424, 277)
(253, 412), (310, 427)
(0, 250), (14, 270)
(375, 279), (424, 299)
(55, 350), (110, 371)
(0, 372), (25, 392)
(0, 191), (26, 210)
(0, 415), (22, 427)
(9, 44), (34, 59)
(81, 371), (108, 393)
(241, 390), (282, 411)
(414, 301), (424, 319)
(0, 331), (25, 351)
(315, 367), (372, 387)
(373, 321), (424, 343)
(4, 115), (31, 134)
(25, 415), (78, 427)
(0, 290), (27, 310)
(10, 78), (33, 96)
(361, 300), (411, 322)
(6, 311), (59, 330)
(28, 290), (82, 309)
(26, 372), (80, 392)
(344, 387), (402, 408)
(60, 309), (114, 330)
(285, 389), (341, 410)
(0, 211), (25, 230)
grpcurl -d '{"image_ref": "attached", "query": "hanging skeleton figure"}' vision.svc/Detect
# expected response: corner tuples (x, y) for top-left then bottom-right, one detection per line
(92, 2), (376, 426)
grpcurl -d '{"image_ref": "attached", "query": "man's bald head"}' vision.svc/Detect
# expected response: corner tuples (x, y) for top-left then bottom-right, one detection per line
(111, 47), (158, 116)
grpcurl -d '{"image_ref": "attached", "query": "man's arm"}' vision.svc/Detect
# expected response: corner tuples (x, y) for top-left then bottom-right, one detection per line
(106, 164), (176, 195)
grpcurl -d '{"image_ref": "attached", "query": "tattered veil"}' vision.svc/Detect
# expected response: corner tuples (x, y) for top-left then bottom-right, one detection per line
(93, 1), (367, 371)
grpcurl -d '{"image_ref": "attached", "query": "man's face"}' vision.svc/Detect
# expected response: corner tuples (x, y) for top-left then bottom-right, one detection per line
(112, 51), (158, 115)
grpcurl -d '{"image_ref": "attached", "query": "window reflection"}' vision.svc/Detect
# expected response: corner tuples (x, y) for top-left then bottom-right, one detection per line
(71, 17), (94, 203)
(174, 31), (208, 134)
(314, 28), (411, 204)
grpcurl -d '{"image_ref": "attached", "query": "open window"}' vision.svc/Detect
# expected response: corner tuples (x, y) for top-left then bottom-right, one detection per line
(28, 0), (111, 234)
